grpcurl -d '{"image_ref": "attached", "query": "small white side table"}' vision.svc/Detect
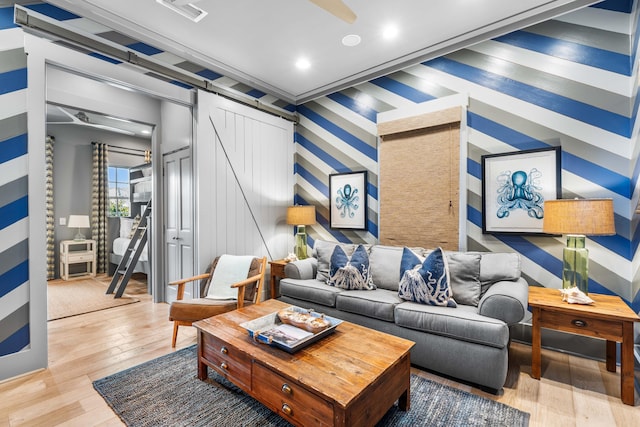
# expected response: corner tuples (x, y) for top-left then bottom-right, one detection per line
(59, 239), (97, 280)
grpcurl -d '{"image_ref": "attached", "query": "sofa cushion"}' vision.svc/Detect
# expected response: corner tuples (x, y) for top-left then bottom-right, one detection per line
(398, 247), (457, 308)
(314, 240), (357, 282)
(328, 244), (376, 290)
(479, 253), (521, 296)
(394, 302), (509, 349)
(446, 252), (482, 306)
(368, 245), (404, 291)
(335, 289), (402, 322)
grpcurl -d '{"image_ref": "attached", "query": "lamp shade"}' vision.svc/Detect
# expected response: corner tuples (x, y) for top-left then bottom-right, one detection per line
(68, 215), (90, 228)
(542, 199), (615, 235)
(286, 205), (316, 226)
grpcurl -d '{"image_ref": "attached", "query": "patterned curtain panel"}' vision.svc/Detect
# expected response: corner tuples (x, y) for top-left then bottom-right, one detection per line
(45, 136), (55, 280)
(91, 143), (109, 274)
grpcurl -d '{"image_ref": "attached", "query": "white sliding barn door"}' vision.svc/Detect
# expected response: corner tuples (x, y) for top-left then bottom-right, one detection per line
(195, 92), (294, 299)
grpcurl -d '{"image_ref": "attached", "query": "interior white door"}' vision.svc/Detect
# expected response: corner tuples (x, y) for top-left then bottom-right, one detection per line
(164, 148), (194, 302)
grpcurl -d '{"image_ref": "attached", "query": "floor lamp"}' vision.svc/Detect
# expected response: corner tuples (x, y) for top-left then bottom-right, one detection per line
(542, 198), (615, 294)
(286, 205), (316, 260)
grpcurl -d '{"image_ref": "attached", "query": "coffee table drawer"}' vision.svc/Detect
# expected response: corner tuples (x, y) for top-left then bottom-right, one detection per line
(253, 362), (333, 426)
(201, 333), (251, 390)
(539, 310), (622, 341)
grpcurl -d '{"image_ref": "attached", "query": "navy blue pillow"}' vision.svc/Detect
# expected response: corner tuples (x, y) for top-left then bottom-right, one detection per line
(328, 244), (376, 290)
(398, 247), (457, 307)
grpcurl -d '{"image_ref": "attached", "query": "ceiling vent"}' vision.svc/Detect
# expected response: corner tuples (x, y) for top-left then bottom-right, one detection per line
(156, 0), (208, 23)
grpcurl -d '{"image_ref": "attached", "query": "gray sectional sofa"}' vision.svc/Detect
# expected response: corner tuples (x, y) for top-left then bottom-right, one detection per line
(278, 240), (529, 392)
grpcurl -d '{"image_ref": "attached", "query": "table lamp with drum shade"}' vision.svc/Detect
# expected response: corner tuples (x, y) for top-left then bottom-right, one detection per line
(542, 198), (615, 294)
(68, 214), (90, 241)
(286, 205), (316, 260)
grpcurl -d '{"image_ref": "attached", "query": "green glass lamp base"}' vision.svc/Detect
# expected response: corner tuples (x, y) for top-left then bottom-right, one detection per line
(294, 225), (308, 260)
(562, 235), (589, 294)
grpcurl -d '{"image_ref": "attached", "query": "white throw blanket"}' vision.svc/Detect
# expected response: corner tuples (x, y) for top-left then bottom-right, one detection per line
(205, 255), (254, 300)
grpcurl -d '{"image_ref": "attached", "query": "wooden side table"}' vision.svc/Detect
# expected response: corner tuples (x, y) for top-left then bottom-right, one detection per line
(59, 239), (97, 280)
(268, 259), (288, 299)
(528, 286), (640, 405)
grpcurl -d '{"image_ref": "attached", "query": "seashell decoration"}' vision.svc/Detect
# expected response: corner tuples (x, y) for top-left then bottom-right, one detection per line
(285, 253), (298, 263)
(559, 286), (595, 304)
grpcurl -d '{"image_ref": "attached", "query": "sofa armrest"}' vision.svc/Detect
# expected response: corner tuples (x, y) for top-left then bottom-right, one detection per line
(283, 258), (318, 280)
(477, 277), (528, 325)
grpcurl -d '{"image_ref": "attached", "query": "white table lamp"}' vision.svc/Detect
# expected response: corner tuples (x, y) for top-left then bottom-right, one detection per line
(68, 215), (90, 241)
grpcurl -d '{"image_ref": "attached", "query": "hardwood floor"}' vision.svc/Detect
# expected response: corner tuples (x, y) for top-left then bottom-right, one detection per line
(0, 294), (637, 426)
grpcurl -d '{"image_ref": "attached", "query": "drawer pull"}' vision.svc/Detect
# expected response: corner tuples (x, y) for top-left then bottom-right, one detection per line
(282, 403), (293, 416)
(220, 346), (228, 355)
(281, 384), (293, 395)
(220, 362), (228, 370)
(572, 319), (587, 327)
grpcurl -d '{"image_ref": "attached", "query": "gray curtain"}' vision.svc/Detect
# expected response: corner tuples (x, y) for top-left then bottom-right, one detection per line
(45, 136), (55, 280)
(92, 142), (109, 274)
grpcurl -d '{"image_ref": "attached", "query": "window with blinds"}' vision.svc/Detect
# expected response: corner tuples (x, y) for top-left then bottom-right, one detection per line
(377, 107), (461, 250)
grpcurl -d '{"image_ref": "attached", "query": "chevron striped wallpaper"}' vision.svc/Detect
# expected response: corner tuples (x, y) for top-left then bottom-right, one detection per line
(0, 7), (29, 358)
(1, 1), (638, 362)
(296, 0), (640, 315)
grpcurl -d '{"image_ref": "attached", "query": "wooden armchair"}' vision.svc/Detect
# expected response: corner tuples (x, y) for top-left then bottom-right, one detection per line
(169, 255), (267, 347)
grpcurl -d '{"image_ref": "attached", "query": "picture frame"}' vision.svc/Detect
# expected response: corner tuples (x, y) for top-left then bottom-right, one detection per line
(329, 171), (367, 230)
(482, 147), (561, 235)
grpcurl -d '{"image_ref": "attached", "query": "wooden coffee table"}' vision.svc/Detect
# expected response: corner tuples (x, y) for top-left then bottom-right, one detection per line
(529, 286), (640, 405)
(193, 299), (415, 426)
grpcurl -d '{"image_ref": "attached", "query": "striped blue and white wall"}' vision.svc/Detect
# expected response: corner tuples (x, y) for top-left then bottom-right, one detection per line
(0, 6), (29, 358)
(296, 0), (640, 315)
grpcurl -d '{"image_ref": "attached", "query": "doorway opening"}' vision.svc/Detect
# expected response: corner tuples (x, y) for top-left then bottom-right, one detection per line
(45, 98), (155, 319)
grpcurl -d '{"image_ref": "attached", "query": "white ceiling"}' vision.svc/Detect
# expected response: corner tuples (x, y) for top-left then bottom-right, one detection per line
(46, 0), (599, 104)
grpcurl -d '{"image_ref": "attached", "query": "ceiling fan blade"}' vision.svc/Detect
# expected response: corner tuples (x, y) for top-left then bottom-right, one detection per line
(89, 123), (136, 136)
(56, 106), (79, 122)
(309, 0), (356, 24)
(46, 121), (136, 136)
(166, 0), (198, 5)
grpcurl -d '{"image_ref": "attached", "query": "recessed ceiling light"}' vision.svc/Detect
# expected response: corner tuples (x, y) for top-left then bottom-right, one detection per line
(295, 58), (311, 70)
(342, 34), (361, 47)
(383, 25), (399, 40)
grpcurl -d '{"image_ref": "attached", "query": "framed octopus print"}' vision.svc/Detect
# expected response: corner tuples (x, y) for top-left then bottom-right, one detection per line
(329, 171), (367, 230)
(482, 147), (561, 234)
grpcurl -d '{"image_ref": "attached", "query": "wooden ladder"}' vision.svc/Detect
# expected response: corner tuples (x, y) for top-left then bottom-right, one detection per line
(107, 200), (151, 298)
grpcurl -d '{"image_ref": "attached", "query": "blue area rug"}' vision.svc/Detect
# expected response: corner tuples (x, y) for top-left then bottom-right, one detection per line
(93, 345), (529, 427)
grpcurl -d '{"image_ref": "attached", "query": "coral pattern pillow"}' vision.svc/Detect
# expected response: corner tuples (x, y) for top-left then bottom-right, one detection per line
(328, 244), (376, 290)
(398, 247), (457, 307)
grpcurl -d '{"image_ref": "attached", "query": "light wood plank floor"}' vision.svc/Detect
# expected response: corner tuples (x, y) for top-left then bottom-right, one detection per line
(0, 292), (637, 426)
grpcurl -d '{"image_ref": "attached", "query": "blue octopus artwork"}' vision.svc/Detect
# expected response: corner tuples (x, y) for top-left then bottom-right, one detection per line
(336, 184), (360, 218)
(495, 168), (545, 219)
